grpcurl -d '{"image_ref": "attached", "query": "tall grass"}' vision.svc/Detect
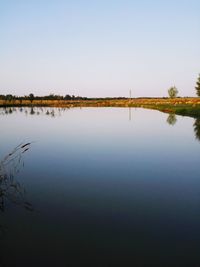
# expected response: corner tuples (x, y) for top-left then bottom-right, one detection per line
(0, 143), (33, 212)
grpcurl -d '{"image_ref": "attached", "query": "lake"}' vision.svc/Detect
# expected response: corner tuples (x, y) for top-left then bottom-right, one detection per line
(1, 107), (200, 266)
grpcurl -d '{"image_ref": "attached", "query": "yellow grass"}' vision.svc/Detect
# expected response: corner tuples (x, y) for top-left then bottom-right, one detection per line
(1, 98), (200, 108)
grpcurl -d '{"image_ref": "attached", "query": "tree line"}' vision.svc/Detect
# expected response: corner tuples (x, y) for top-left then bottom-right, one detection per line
(0, 93), (129, 102)
(0, 94), (89, 102)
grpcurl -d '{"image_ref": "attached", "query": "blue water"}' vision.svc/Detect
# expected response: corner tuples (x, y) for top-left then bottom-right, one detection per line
(0, 107), (200, 266)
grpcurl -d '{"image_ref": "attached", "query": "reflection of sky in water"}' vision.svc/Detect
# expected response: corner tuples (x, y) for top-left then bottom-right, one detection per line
(1, 107), (200, 266)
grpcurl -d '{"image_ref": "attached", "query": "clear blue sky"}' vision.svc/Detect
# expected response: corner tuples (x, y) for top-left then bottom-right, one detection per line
(0, 0), (199, 97)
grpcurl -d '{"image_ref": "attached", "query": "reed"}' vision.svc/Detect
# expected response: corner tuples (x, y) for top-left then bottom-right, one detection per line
(0, 143), (33, 212)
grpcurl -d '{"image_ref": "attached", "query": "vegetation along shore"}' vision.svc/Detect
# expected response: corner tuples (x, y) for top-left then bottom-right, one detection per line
(1, 96), (200, 118)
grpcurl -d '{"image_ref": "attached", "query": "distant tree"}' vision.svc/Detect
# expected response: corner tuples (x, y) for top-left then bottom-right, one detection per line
(46, 94), (63, 100)
(168, 86), (178, 98)
(46, 94), (54, 100)
(64, 95), (71, 100)
(195, 74), (200, 97)
(29, 93), (34, 103)
(5, 94), (13, 102)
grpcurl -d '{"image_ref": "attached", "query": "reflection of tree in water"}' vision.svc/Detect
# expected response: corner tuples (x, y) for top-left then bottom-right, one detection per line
(0, 107), (66, 118)
(0, 143), (33, 212)
(193, 119), (200, 141)
(166, 113), (177, 126)
(30, 107), (35, 115)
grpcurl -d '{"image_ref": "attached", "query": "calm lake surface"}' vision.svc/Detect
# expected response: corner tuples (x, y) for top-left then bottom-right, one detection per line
(1, 107), (200, 266)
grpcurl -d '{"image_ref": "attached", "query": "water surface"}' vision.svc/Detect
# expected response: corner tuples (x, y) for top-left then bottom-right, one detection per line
(1, 107), (200, 266)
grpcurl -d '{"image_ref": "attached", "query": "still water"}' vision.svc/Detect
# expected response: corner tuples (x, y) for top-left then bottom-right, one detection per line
(1, 107), (200, 266)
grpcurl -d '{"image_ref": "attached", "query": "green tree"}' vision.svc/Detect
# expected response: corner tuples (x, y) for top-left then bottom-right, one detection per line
(5, 94), (13, 102)
(195, 74), (200, 97)
(64, 94), (71, 100)
(29, 93), (34, 103)
(168, 86), (178, 98)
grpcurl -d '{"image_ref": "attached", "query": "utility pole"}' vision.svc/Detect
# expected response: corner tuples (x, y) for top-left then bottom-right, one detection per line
(129, 90), (132, 99)
(129, 89), (132, 121)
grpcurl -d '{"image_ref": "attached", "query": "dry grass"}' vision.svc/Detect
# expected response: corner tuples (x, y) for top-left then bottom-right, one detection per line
(1, 97), (200, 107)
(1, 97), (200, 117)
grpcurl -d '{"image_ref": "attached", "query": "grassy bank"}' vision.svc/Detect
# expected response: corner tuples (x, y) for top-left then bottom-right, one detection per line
(1, 98), (200, 118)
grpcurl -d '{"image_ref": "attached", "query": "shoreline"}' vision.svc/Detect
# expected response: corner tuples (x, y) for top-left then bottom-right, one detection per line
(1, 97), (200, 118)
